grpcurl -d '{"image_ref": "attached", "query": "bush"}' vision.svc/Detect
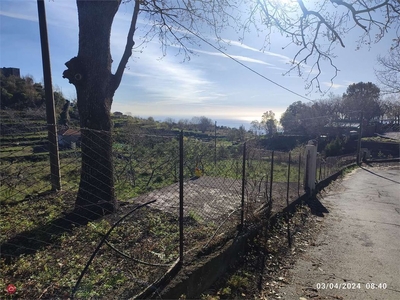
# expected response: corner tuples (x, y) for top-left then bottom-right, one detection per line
(324, 136), (344, 157)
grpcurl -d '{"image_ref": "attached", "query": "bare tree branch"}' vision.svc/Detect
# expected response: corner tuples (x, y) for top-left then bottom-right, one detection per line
(254, 0), (400, 92)
(375, 47), (400, 94)
(113, 0), (140, 92)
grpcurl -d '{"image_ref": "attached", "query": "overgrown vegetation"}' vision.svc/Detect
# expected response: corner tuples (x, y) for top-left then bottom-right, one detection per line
(0, 73), (68, 114)
(2, 77), (390, 299)
(1, 197), (182, 298)
(278, 83), (400, 138)
(1, 108), (307, 298)
(361, 136), (399, 143)
(201, 204), (319, 300)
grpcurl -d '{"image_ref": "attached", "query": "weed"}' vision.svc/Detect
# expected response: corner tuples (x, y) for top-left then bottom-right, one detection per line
(188, 210), (203, 223)
(378, 150), (385, 158)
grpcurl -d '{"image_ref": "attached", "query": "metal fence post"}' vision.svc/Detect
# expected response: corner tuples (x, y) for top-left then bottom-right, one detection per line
(214, 121), (217, 166)
(319, 156), (322, 181)
(179, 131), (184, 263)
(240, 142), (246, 231)
(269, 151), (274, 203)
(297, 153), (301, 196)
(286, 152), (291, 207)
(286, 152), (292, 248)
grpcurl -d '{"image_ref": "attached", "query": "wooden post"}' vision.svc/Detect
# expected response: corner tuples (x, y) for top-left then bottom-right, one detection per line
(37, 0), (61, 191)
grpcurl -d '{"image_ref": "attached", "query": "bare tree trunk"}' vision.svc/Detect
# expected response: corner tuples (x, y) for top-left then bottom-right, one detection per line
(63, 1), (120, 216)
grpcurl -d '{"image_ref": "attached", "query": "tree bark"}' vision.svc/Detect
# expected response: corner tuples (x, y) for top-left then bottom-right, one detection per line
(63, 0), (120, 216)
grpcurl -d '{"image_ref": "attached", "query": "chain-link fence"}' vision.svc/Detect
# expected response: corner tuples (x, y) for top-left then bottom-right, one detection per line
(1, 109), (356, 298)
(1, 111), (181, 298)
(316, 153), (357, 181)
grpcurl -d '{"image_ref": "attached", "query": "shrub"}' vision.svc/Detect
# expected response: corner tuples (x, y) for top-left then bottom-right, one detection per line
(324, 136), (344, 157)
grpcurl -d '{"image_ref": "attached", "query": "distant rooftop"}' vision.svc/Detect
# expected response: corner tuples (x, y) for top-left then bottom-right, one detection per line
(325, 121), (360, 128)
(58, 128), (81, 136)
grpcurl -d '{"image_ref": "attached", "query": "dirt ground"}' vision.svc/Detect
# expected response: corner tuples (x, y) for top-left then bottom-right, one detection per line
(202, 162), (400, 300)
(131, 176), (301, 224)
(380, 132), (400, 141)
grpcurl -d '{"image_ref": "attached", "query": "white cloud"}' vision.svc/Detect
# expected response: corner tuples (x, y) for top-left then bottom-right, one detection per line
(121, 47), (226, 105)
(263, 50), (293, 63)
(224, 39), (261, 52)
(0, 10), (37, 22)
(0, 1), (77, 29)
(222, 38), (293, 63)
(322, 81), (347, 89)
(190, 48), (275, 66)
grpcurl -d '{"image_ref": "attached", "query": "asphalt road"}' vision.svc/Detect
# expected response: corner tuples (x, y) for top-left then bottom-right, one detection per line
(278, 165), (400, 300)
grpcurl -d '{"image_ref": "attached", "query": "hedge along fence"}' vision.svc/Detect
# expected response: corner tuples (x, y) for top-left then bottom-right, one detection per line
(1, 110), (356, 299)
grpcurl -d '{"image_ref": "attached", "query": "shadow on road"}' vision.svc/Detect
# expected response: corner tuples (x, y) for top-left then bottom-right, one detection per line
(361, 166), (400, 184)
(306, 195), (329, 217)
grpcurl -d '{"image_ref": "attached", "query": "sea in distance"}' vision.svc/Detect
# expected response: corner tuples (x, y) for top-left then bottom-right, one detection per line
(151, 116), (254, 130)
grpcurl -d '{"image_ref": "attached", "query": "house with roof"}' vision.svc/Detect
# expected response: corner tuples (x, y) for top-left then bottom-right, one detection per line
(58, 128), (81, 149)
(323, 119), (382, 138)
(323, 120), (360, 138)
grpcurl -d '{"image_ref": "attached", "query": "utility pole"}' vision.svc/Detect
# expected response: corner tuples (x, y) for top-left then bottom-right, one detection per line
(356, 111), (364, 165)
(37, 0), (61, 191)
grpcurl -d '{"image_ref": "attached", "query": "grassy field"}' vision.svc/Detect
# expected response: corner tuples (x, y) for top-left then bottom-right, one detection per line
(1, 193), (183, 298)
(1, 110), (313, 298)
(361, 136), (400, 143)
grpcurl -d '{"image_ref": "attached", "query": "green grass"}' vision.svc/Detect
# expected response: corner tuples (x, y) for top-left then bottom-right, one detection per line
(1, 195), (215, 299)
(1, 159), (53, 204)
(0, 138), (306, 208)
(362, 136), (400, 143)
(0, 137), (248, 298)
(1, 132), (48, 139)
(1, 109), (361, 299)
(0, 145), (35, 157)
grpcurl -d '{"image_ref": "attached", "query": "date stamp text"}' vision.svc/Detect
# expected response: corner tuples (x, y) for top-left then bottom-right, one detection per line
(316, 282), (387, 290)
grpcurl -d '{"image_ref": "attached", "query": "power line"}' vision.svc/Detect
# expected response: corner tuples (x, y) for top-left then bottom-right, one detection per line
(165, 15), (312, 102)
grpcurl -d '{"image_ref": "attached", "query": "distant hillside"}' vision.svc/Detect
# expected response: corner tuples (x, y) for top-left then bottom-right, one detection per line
(0, 73), (67, 113)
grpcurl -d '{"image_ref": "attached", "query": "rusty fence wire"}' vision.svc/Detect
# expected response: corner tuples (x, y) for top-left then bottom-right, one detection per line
(1, 109), (356, 299)
(316, 153), (357, 182)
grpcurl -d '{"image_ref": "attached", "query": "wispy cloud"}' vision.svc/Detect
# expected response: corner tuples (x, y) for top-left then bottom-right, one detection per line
(0, 2), (78, 30)
(190, 48), (275, 66)
(322, 81), (347, 89)
(122, 47), (226, 105)
(222, 38), (293, 63)
(224, 40), (261, 52)
(0, 10), (37, 22)
(343, 80), (355, 86)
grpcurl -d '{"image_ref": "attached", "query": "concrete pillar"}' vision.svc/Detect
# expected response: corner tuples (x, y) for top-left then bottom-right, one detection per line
(305, 142), (317, 193)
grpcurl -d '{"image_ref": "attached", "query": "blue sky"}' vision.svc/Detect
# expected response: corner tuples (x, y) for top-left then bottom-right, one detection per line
(0, 0), (396, 127)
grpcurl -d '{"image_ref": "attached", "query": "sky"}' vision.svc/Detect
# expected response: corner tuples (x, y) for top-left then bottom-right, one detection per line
(0, 0), (397, 128)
